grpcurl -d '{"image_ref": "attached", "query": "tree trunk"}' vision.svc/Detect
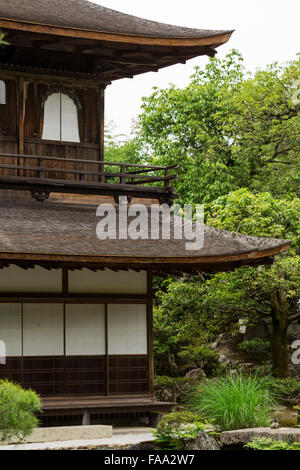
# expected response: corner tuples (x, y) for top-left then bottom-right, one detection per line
(270, 289), (289, 378)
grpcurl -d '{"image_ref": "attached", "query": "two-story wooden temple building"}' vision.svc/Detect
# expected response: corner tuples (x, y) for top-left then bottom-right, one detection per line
(0, 1), (290, 424)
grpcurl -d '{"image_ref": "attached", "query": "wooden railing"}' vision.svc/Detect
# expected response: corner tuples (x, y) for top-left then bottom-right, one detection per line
(0, 153), (178, 202)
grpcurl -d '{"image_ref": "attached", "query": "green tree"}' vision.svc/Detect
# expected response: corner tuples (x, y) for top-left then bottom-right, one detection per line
(139, 50), (245, 204)
(228, 59), (300, 197)
(154, 190), (299, 378)
(206, 189), (300, 377)
(138, 51), (300, 203)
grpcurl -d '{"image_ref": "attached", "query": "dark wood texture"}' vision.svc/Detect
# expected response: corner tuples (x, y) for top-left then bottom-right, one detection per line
(0, 152), (178, 202)
(109, 355), (148, 395)
(0, 355), (149, 397)
(0, 2), (233, 81)
(41, 396), (175, 417)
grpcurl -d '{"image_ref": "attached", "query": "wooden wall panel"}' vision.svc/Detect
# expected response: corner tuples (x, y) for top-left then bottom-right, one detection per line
(0, 73), (104, 186)
(0, 357), (22, 384)
(0, 79), (17, 138)
(0, 138), (18, 176)
(24, 82), (36, 138)
(0, 355), (149, 397)
(86, 88), (99, 144)
(23, 356), (65, 396)
(0, 78), (18, 177)
(109, 355), (149, 395)
(22, 141), (100, 182)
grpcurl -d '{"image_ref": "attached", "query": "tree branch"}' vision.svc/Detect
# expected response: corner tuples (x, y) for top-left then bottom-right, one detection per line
(289, 313), (300, 322)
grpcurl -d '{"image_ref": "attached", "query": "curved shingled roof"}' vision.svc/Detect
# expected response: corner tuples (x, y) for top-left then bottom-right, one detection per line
(0, 197), (290, 274)
(0, 0), (232, 39)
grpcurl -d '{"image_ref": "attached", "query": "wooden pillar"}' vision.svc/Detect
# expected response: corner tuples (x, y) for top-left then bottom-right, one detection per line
(105, 303), (109, 397)
(147, 268), (154, 399)
(18, 77), (26, 156)
(98, 86), (105, 182)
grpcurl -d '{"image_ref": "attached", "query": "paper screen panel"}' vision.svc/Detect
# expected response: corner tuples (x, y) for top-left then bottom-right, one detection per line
(42, 92), (61, 141)
(66, 304), (105, 355)
(108, 304), (147, 355)
(61, 94), (80, 143)
(23, 304), (64, 356)
(0, 304), (22, 356)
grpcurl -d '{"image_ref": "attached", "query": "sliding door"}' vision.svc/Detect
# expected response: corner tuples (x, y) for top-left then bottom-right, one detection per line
(108, 304), (148, 395)
(22, 304), (64, 396)
(0, 302), (150, 397)
(65, 304), (106, 395)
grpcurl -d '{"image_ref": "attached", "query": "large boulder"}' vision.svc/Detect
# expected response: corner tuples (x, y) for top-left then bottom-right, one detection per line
(221, 428), (300, 447)
(185, 368), (206, 379)
(126, 441), (161, 451)
(185, 431), (220, 451)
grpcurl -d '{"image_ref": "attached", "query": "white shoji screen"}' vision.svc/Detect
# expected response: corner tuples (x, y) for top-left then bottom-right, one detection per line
(0, 304), (22, 357)
(108, 304), (147, 355)
(23, 304), (64, 356)
(65, 304), (106, 356)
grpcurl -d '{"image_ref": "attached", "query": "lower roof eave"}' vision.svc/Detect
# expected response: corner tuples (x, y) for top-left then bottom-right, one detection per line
(0, 241), (291, 274)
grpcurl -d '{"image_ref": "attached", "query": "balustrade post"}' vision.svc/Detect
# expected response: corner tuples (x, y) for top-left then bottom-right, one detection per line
(120, 164), (126, 185)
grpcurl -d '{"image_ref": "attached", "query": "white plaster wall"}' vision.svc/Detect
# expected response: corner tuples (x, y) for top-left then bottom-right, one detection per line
(68, 269), (147, 294)
(0, 266), (62, 293)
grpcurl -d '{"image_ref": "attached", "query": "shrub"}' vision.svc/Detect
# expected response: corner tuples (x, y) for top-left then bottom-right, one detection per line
(154, 376), (199, 403)
(153, 411), (207, 450)
(245, 437), (300, 451)
(178, 345), (220, 376)
(265, 377), (300, 402)
(0, 380), (41, 443)
(189, 373), (276, 431)
(238, 339), (271, 361)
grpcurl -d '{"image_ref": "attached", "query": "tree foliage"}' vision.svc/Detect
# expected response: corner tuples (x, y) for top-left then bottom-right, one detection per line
(106, 51), (300, 377)
(153, 190), (299, 376)
(138, 51), (300, 203)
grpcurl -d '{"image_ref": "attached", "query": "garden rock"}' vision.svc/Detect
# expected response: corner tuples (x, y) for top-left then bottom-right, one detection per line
(126, 441), (161, 451)
(185, 368), (206, 379)
(221, 428), (300, 447)
(185, 431), (220, 450)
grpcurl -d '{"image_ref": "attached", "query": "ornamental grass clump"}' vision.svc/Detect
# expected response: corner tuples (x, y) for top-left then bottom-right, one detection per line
(189, 373), (276, 431)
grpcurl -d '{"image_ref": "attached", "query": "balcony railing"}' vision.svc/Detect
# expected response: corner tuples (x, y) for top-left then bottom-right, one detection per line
(0, 153), (178, 203)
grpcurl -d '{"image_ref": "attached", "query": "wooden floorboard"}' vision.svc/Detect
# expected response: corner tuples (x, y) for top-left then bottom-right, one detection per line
(41, 395), (174, 415)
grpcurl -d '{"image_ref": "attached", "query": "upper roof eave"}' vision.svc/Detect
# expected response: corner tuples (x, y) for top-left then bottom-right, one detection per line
(0, 17), (234, 47)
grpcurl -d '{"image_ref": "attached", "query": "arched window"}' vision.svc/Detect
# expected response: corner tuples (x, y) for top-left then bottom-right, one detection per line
(0, 80), (6, 105)
(42, 92), (80, 143)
